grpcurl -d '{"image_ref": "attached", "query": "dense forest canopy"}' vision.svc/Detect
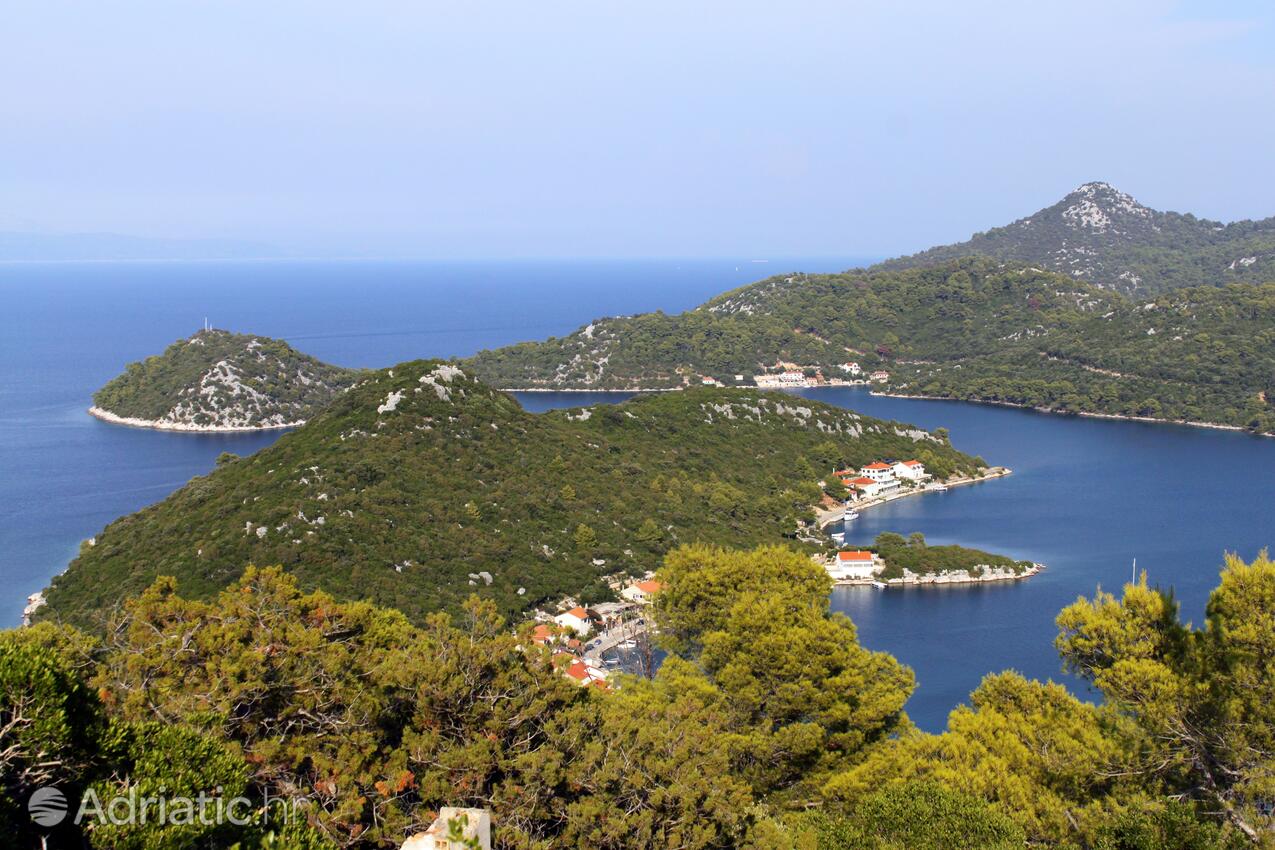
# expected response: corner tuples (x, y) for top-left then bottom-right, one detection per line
(6, 548), (1271, 848)
(44, 361), (984, 629)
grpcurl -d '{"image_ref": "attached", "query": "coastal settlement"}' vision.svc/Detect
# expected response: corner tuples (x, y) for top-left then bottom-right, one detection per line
(818, 458), (1042, 587)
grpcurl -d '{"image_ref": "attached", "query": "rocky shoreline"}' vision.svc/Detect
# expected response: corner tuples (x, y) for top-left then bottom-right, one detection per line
(88, 406), (303, 433)
(869, 391), (1273, 437)
(834, 561), (1044, 588)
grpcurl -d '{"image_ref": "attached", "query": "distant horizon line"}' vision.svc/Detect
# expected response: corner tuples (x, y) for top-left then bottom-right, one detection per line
(0, 253), (887, 266)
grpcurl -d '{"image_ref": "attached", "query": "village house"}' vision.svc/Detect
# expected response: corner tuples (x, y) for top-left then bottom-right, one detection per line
(842, 475), (887, 499)
(621, 579), (662, 605)
(838, 362), (861, 375)
(859, 461), (895, 482)
(553, 606), (596, 636)
(826, 550), (884, 581)
(590, 600), (636, 630)
(870, 370), (890, 382)
(530, 623), (558, 646)
(556, 654), (608, 688)
(892, 459), (929, 482)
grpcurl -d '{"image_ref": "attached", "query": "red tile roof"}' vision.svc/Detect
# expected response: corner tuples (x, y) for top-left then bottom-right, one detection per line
(531, 624), (555, 644)
(902, 460), (922, 467)
(837, 550), (876, 562)
(864, 462), (892, 470)
(566, 607), (589, 619)
(847, 477), (876, 486)
(635, 580), (662, 594)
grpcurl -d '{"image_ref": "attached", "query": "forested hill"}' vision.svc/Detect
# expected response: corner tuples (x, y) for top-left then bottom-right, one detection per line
(91, 329), (359, 430)
(464, 258), (1275, 434)
(42, 361), (983, 629)
(875, 181), (1275, 295)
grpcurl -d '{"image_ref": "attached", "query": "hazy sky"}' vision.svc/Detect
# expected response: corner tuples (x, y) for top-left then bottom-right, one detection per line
(4, 1), (1274, 258)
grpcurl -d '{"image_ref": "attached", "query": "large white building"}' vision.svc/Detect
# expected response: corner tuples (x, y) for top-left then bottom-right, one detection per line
(826, 550), (884, 581)
(859, 461), (895, 482)
(755, 370), (808, 388)
(892, 459), (929, 482)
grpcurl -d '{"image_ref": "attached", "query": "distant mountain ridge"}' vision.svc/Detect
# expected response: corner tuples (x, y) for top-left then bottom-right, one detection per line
(875, 182), (1275, 294)
(465, 258), (1275, 434)
(91, 329), (360, 431)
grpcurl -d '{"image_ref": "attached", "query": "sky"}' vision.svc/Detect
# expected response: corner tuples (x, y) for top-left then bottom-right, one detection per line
(3, 0), (1274, 259)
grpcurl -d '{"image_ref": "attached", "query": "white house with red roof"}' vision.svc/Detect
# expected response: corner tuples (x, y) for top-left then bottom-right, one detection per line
(892, 459), (929, 482)
(841, 475), (886, 499)
(553, 607), (595, 636)
(859, 461), (896, 482)
(621, 579), (663, 605)
(559, 655), (609, 688)
(827, 550), (884, 581)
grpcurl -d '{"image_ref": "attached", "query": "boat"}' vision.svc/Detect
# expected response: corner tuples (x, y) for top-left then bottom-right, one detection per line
(872, 581), (888, 589)
(620, 639), (637, 649)
(830, 531), (845, 544)
(926, 482), (948, 492)
(844, 510), (859, 521)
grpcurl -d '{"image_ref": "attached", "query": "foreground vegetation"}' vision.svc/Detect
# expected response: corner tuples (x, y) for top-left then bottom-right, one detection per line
(5, 547), (1271, 848)
(46, 362), (983, 629)
(465, 258), (1275, 434)
(92, 329), (359, 428)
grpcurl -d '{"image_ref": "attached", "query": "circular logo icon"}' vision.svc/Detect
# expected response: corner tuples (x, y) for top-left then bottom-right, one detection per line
(29, 787), (68, 827)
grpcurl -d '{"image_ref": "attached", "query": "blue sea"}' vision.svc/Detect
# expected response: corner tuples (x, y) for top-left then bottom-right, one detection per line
(2, 259), (1272, 731)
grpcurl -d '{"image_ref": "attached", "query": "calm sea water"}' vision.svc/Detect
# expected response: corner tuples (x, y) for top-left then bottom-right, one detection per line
(2, 259), (1271, 731)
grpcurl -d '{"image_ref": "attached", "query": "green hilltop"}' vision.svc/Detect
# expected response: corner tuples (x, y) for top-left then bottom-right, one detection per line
(43, 361), (985, 628)
(91, 328), (359, 429)
(876, 181), (1275, 295)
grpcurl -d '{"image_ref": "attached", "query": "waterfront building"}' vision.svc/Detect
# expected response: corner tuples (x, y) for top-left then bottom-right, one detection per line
(860, 461), (895, 482)
(892, 459), (929, 482)
(843, 475), (887, 499)
(827, 550), (884, 581)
